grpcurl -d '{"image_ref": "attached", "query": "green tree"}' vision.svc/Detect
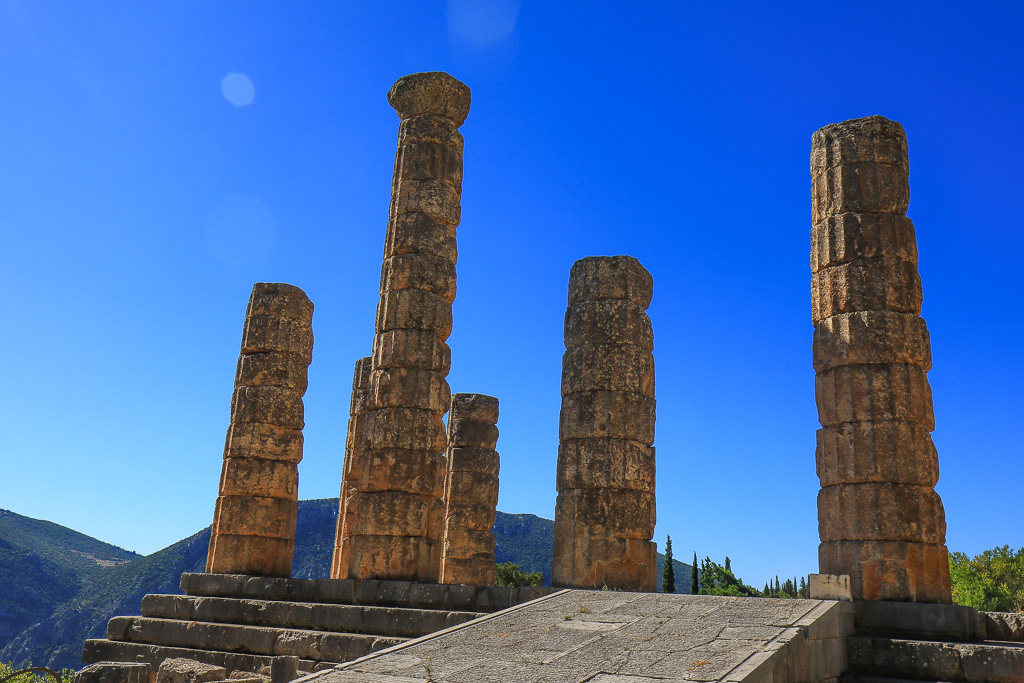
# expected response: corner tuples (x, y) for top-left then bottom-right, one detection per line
(698, 556), (761, 597)
(0, 663), (73, 683)
(949, 546), (1024, 612)
(661, 535), (675, 593)
(691, 551), (698, 595)
(495, 561), (543, 588)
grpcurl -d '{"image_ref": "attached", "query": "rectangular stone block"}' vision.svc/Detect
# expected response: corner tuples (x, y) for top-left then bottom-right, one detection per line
(399, 115), (463, 148)
(236, 352), (309, 393)
(363, 406), (447, 453)
(396, 140), (463, 186)
(808, 573), (852, 601)
(817, 482), (946, 543)
(440, 556), (496, 587)
(213, 495), (298, 538)
(448, 417), (499, 449)
(447, 446), (499, 475)
(157, 657), (226, 683)
(444, 503), (497, 532)
(816, 421), (938, 487)
(348, 490), (429, 536)
(811, 162), (910, 223)
(219, 458), (298, 500)
(446, 470), (498, 508)
(811, 116), (908, 170)
(554, 533), (657, 591)
(449, 393), (499, 423)
(375, 288), (453, 340)
(241, 316), (313, 362)
(811, 257), (922, 324)
(442, 527), (496, 561)
(819, 539), (952, 603)
(392, 178), (462, 227)
(564, 300), (654, 351)
(206, 534), (294, 577)
(369, 367), (450, 413)
(372, 328), (451, 374)
(247, 283), (315, 321)
(342, 534), (429, 581)
(568, 255), (654, 308)
(561, 344), (655, 397)
(811, 213), (918, 273)
(813, 310), (931, 372)
(557, 438), (655, 493)
(380, 252), (457, 304)
(554, 488), (655, 540)
(73, 662), (152, 683)
(355, 447), (443, 496)
(559, 390), (656, 443)
(231, 385), (305, 430)
(383, 213), (458, 263)
(815, 363), (935, 429)
(225, 422), (303, 463)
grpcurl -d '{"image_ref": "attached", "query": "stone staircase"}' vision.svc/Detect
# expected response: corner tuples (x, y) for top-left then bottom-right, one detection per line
(81, 573), (557, 677)
(842, 602), (1024, 683)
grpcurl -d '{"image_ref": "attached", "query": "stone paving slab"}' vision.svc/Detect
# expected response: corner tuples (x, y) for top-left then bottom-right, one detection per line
(301, 590), (846, 683)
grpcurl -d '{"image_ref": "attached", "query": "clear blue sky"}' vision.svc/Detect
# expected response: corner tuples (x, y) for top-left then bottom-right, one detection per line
(1, 1), (1021, 588)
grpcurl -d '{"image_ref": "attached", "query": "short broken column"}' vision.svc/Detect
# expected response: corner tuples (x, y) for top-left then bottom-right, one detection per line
(206, 283), (313, 577)
(330, 356), (372, 579)
(439, 393), (500, 586)
(553, 256), (657, 591)
(811, 115), (951, 603)
(344, 72), (470, 582)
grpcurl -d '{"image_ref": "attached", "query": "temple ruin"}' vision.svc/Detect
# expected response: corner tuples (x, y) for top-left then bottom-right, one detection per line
(75, 74), (1024, 683)
(206, 283), (314, 578)
(810, 115), (952, 603)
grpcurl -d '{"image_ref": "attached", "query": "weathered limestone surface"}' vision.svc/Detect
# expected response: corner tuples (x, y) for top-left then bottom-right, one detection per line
(344, 72), (471, 582)
(207, 283), (313, 577)
(811, 116), (951, 602)
(439, 393), (500, 586)
(330, 357), (372, 579)
(553, 256), (657, 591)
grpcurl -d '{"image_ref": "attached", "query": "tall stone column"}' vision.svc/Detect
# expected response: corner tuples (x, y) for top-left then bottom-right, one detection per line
(330, 356), (372, 579)
(811, 115), (951, 603)
(207, 283), (313, 577)
(553, 256), (657, 592)
(440, 394), (500, 586)
(344, 72), (470, 582)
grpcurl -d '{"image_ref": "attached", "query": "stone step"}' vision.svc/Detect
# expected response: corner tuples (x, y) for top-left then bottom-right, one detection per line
(848, 635), (1024, 683)
(106, 616), (405, 664)
(81, 639), (320, 676)
(141, 593), (483, 639)
(842, 677), (948, 683)
(180, 572), (556, 613)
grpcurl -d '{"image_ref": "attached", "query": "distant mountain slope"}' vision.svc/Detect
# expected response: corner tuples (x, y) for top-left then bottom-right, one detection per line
(0, 509), (140, 651)
(2, 499), (691, 671)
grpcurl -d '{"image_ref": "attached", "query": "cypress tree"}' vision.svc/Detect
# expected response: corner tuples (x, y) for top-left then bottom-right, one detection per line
(691, 551), (699, 595)
(725, 556), (731, 573)
(661, 535), (675, 593)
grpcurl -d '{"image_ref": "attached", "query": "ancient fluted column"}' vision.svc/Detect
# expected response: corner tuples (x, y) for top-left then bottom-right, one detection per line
(343, 72), (470, 582)
(440, 394), (500, 586)
(811, 116), (951, 603)
(553, 256), (657, 591)
(330, 356), (372, 579)
(207, 283), (313, 577)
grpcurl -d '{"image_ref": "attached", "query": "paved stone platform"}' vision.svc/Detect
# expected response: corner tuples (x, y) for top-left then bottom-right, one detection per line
(304, 590), (850, 682)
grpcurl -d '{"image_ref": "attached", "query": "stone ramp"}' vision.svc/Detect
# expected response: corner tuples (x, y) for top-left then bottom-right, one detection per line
(81, 573), (558, 676)
(305, 591), (851, 682)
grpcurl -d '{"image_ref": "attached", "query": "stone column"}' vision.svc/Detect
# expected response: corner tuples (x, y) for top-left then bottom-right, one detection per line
(811, 115), (951, 603)
(552, 256), (657, 591)
(439, 394), (500, 586)
(329, 356), (372, 579)
(344, 72), (470, 582)
(206, 283), (313, 577)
